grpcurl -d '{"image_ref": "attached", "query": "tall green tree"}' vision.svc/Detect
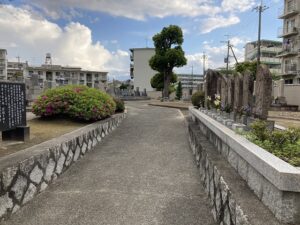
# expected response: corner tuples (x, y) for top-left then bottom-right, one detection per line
(149, 25), (187, 99)
(176, 81), (182, 100)
(150, 72), (177, 91)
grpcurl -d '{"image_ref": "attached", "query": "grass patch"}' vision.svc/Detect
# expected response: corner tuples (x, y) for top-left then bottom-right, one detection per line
(0, 117), (90, 158)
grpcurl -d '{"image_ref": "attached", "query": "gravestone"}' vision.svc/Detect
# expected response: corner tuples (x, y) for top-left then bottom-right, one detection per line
(253, 65), (272, 120)
(227, 76), (235, 107)
(276, 79), (287, 105)
(242, 71), (254, 108)
(217, 77), (222, 95)
(220, 75), (228, 107)
(233, 73), (243, 114)
(204, 69), (219, 107)
(0, 82), (30, 141)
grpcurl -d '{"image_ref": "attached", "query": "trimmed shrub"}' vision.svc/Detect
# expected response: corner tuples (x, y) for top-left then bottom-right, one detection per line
(32, 85), (116, 121)
(113, 97), (125, 112)
(191, 91), (205, 108)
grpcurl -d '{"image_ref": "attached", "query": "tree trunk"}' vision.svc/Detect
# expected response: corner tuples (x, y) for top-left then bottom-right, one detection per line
(163, 71), (170, 100)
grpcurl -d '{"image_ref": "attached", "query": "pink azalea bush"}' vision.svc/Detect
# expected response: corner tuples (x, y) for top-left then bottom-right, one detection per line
(32, 85), (116, 121)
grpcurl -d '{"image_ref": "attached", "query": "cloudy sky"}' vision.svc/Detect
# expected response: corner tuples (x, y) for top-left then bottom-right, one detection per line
(0, 0), (282, 80)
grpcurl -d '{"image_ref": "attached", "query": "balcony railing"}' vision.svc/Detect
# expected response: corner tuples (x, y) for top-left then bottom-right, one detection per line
(278, 26), (298, 38)
(283, 64), (297, 75)
(277, 47), (299, 57)
(278, 1), (298, 19)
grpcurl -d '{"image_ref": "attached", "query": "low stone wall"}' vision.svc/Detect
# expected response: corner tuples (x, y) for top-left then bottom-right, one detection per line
(0, 113), (126, 221)
(188, 120), (282, 225)
(189, 107), (300, 224)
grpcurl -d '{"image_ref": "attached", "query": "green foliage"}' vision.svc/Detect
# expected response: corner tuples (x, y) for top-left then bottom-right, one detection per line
(250, 120), (269, 141)
(175, 81), (182, 100)
(149, 25), (187, 97)
(235, 61), (257, 78)
(246, 121), (300, 166)
(113, 97), (125, 112)
(150, 72), (177, 91)
(191, 91), (205, 108)
(119, 83), (129, 90)
(32, 85), (116, 121)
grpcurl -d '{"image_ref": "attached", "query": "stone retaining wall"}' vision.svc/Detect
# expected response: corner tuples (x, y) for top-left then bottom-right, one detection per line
(189, 107), (300, 224)
(188, 120), (283, 225)
(0, 113), (126, 221)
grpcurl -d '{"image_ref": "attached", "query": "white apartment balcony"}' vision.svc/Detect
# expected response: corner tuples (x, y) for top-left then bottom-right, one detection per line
(277, 47), (299, 57)
(130, 54), (133, 62)
(130, 64), (134, 79)
(282, 63), (298, 76)
(278, 26), (298, 38)
(278, 1), (298, 19)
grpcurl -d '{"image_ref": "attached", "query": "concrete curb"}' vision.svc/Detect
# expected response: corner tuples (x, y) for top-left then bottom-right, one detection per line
(0, 112), (127, 221)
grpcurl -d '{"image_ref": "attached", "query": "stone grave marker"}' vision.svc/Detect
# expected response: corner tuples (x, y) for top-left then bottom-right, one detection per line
(242, 70), (254, 109)
(0, 82), (30, 141)
(227, 76), (235, 107)
(233, 73), (243, 115)
(204, 69), (219, 107)
(253, 65), (272, 120)
(220, 75), (228, 107)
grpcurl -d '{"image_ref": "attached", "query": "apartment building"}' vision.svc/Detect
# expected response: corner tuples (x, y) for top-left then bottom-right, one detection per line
(245, 40), (282, 75)
(129, 48), (156, 93)
(177, 74), (204, 99)
(0, 51), (108, 90)
(278, 0), (300, 84)
(0, 49), (7, 80)
(26, 64), (108, 90)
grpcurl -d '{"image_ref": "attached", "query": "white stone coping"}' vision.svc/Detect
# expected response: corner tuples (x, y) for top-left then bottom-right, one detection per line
(189, 106), (300, 192)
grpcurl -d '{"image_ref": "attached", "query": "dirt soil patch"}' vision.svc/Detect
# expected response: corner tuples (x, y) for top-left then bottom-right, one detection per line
(0, 118), (90, 158)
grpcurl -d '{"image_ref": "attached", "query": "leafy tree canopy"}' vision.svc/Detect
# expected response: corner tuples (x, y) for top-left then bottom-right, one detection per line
(149, 25), (187, 98)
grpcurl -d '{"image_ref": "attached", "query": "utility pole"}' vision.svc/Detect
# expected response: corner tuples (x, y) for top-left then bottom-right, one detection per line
(201, 52), (207, 77)
(221, 35), (231, 76)
(253, 0), (268, 67)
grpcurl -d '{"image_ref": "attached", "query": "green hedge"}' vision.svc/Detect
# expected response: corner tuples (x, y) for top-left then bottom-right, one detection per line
(32, 85), (116, 121)
(191, 91), (205, 108)
(113, 97), (125, 113)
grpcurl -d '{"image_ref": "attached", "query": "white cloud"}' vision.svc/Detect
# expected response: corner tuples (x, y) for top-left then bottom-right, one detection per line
(221, 0), (256, 13)
(24, 0), (222, 20)
(201, 14), (240, 33)
(0, 5), (129, 78)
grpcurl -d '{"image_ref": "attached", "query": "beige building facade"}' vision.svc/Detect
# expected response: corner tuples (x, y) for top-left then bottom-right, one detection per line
(245, 40), (282, 75)
(278, 0), (300, 84)
(129, 48), (157, 94)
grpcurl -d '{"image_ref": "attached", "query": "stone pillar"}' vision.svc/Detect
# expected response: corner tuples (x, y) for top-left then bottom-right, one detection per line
(205, 69), (219, 108)
(234, 73), (243, 114)
(227, 76), (235, 107)
(253, 65), (273, 120)
(220, 76), (228, 107)
(242, 71), (254, 108)
(276, 79), (287, 105)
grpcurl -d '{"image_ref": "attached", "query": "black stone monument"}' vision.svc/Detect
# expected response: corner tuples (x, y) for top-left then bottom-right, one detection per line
(0, 82), (30, 141)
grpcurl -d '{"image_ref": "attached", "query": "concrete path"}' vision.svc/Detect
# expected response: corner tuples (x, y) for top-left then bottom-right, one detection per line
(2, 101), (216, 225)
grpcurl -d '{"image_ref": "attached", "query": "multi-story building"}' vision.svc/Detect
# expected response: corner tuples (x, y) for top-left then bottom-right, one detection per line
(26, 64), (108, 90)
(7, 61), (29, 81)
(0, 49), (7, 80)
(1, 51), (108, 90)
(278, 0), (300, 84)
(245, 40), (282, 75)
(177, 73), (204, 99)
(129, 48), (157, 94)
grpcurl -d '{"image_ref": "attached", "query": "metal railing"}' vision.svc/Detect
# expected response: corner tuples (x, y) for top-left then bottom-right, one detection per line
(284, 63), (297, 74)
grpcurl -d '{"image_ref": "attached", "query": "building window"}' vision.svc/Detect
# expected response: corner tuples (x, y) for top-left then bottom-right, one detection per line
(285, 79), (293, 84)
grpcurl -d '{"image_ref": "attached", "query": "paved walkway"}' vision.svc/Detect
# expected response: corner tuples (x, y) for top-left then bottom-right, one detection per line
(2, 102), (216, 225)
